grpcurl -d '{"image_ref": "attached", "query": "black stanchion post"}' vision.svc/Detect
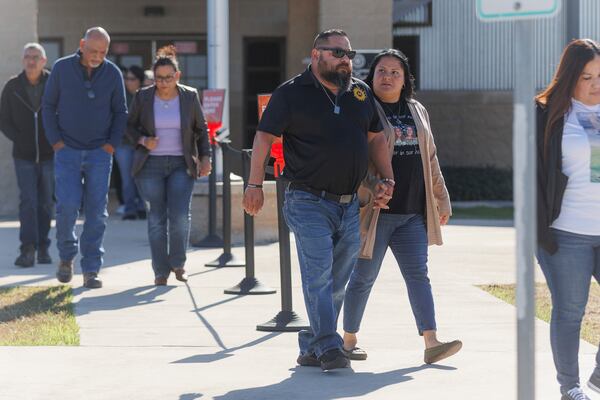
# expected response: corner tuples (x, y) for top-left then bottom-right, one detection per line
(192, 140), (224, 248)
(224, 149), (276, 295)
(256, 164), (309, 331)
(205, 139), (245, 267)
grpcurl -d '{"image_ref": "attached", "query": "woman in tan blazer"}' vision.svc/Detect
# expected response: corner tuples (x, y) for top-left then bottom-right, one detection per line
(342, 49), (461, 364)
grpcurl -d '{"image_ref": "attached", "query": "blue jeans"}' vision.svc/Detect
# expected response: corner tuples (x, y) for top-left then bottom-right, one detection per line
(135, 156), (195, 278)
(537, 228), (600, 394)
(283, 188), (360, 358)
(344, 213), (435, 335)
(13, 158), (54, 251)
(115, 145), (145, 216)
(54, 146), (113, 273)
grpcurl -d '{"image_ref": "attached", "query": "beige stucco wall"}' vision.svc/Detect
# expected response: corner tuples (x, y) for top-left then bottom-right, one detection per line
(319, 0), (393, 49)
(38, 0), (208, 52)
(286, 0), (319, 78)
(0, 0), (38, 216)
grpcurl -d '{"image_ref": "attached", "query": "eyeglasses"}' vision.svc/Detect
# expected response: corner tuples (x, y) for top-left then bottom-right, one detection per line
(84, 80), (95, 99)
(155, 74), (176, 83)
(23, 55), (42, 62)
(316, 47), (356, 60)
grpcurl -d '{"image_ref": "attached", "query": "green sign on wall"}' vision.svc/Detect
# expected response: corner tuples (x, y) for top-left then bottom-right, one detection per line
(476, 0), (561, 21)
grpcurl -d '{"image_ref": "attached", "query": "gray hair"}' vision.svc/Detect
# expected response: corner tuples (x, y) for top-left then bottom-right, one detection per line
(84, 27), (110, 43)
(23, 43), (46, 59)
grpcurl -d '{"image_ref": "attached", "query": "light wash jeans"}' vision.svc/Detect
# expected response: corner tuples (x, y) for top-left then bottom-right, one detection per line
(537, 228), (600, 395)
(135, 156), (194, 278)
(283, 188), (360, 358)
(344, 213), (435, 335)
(54, 146), (112, 273)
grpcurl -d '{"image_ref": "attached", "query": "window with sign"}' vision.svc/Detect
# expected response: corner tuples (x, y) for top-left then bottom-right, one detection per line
(108, 37), (208, 91)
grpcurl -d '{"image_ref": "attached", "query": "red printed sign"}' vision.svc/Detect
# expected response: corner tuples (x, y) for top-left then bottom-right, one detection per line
(202, 89), (226, 124)
(257, 93), (271, 121)
(174, 41), (198, 54)
(257, 93), (285, 176)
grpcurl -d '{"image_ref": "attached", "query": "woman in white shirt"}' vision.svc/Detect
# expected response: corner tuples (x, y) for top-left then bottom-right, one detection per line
(536, 38), (600, 400)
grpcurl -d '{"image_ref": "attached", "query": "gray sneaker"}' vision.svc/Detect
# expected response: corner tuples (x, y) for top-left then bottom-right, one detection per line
(83, 272), (102, 289)
(56, 260), (74, 283)
(561, 387), (591, 400)
(588, 368), (600, 394)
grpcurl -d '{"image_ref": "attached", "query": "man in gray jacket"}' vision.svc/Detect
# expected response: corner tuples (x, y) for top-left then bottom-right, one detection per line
(0, 43), (54, 268)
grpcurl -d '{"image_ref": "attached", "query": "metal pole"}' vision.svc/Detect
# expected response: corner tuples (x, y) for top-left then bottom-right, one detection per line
(565, 0), (580, 44)
(224, 149), (276, 295)
(191, 141), (223, 248)
(514, 20), (536, 400)
(205, 140), (245, 267)
(256, 165), (309, 332)
(207, 0), (229, 179)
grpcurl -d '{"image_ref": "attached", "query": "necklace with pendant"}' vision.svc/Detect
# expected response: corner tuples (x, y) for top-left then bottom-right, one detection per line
(317, 80), (340, 114)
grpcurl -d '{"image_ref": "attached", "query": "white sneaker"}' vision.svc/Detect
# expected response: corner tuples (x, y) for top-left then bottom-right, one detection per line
(116, 204), (125, 215)
(561, 387), (591, 400)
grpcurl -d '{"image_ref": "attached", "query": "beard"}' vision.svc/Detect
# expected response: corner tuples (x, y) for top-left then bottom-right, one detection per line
(318, 57), (352, 91)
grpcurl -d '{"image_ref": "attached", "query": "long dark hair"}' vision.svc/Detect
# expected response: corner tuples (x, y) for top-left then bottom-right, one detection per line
(536, 39), (600, 156)
(364, 48), (415, 101)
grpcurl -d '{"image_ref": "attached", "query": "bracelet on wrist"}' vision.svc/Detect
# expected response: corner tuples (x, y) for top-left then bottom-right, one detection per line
(381, 178), (395, 186)
(247, 184), (263, 189)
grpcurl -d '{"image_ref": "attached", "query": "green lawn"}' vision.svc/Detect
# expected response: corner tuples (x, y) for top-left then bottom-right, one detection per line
(0, 286), (79, 345)
(452, 206), (513, 220)
(479, 283), (600, 345)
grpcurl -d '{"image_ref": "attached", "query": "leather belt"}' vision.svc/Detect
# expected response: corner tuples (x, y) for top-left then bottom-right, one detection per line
(288, 182), (356, 204)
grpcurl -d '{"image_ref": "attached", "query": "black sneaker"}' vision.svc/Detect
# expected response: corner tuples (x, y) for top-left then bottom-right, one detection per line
(297, 353), (320, 367)
(83, 272), (103, 289)
(37, 247), (53, 264)
(588, 368), (600, 394)
(56, 260), (74, 283)
(318, 348), (350, 371)
(15, 245), (35, 268)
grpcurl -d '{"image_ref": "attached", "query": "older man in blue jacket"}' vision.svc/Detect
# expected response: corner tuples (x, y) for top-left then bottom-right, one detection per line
(42, 27), (127, 288)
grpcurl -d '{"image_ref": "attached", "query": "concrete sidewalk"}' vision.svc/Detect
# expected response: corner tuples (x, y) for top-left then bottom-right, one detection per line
(0, 217), (598, 400)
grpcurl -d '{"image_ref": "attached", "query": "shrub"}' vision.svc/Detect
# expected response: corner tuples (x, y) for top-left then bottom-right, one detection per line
(441, 166), (512, 201)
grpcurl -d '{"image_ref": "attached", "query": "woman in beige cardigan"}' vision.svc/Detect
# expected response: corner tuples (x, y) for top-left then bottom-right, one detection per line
(342, 49), (461, 364)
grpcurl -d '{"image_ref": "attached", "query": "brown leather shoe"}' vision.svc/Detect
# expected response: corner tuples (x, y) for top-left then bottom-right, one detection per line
(154, 276), (168, 286)
(172, 268), (188, 282)
(424, 340), (462, 364)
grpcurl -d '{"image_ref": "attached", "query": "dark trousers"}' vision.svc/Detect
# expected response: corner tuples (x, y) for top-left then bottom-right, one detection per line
(14, 158), (54, 251)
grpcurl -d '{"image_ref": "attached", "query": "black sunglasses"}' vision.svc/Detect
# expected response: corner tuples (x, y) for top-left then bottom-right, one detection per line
(317, 47), (356, 60)
(84, 80), (95, 100)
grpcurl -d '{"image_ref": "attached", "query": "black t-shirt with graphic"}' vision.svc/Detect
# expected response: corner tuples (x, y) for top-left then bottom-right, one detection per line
(380, 99), (426, 215)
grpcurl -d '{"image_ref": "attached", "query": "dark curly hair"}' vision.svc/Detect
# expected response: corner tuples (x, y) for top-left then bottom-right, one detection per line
(364, 49), (415, 101)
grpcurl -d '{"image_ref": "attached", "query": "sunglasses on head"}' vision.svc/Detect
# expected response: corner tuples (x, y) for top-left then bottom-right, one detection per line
(317, 47), (356, 60)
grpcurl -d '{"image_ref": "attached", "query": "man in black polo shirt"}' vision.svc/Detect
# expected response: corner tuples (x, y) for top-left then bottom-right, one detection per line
(243, 29), (394, 370)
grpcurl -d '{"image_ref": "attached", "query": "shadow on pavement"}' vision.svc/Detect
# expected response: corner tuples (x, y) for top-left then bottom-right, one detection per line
(213, 364), (456, 400)
(179, 393), (203, 400)
(172, 332), (282, 364)
(73, 285), (174, 315)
